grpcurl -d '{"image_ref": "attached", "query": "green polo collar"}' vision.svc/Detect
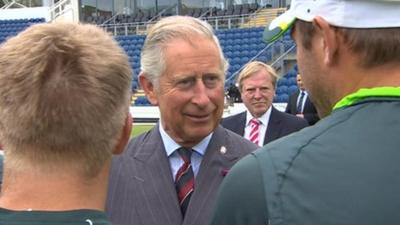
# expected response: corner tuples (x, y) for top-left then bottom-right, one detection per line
(333, 87), (400, 110)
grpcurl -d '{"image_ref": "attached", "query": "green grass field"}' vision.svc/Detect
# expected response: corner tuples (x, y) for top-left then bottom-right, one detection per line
(131, 124), (154, 137)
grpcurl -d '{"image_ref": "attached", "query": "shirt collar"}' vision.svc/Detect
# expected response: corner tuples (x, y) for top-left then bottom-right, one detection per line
(333, 87), (400, 110)
(246, 106), (272, 126)
(158, 121), (212, 157)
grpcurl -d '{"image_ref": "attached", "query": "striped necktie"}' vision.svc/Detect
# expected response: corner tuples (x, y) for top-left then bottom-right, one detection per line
(175, 147), (194, 217)
(249, 118), (261, 145)
(297, 91), (305, 113)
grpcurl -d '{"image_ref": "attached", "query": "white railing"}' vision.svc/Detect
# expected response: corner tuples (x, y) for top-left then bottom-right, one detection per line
(203, 13), (255, 30)
(99, 13), (257, 36)
(100, 21), (155, 36)
(49, 0), (79, 22)
(1, 0), (26, 9)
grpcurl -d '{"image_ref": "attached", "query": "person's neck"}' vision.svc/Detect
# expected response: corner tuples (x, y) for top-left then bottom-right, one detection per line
(0, 163), (110, 211)
(336, 63), (400, 101)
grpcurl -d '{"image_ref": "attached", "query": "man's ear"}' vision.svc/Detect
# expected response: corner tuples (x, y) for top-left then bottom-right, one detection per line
(138, 73), (159, 105)
(313, 16), (340, 66)
(112, 113), (133, 155)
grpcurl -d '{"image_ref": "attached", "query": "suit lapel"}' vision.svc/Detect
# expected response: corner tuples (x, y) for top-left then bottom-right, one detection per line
(237, 112), (247, 136)
(304, 95), (314, 113)
(292, 90), (300, 113)
(184, 126), (241, 225)
(132, 124), (183, 225)
(264, 107), (283, 145)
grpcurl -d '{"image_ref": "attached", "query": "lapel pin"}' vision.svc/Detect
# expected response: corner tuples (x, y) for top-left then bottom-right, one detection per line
(221, 168), (229, 177)
(220, 146), (227, 154)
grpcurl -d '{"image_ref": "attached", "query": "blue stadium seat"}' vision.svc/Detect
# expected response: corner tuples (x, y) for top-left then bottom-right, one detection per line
(131, 80), (139, 91)
(232, 51), (241, 57)
(287, 70), (297, 78)
(275, 86), (287, 95)
(257, 43), (266, 51)
(240, 57), (249, 65)
(277, 77), (289, 87)
(280, 94), (289, 103)
(257, 55), (267, 62)
(249, 43), (258, 51)
(249, 49), (258, 57)
(225, 50), (233, 58)
(232, 44), (241, 51)
(231, 57), (240, 65)
(241, 49), (249, 56)
(232, 64), (241, 72)
(242, 31), (250, 38)
(225, 39), (234, 46)
(288, 85), (298, 95)
(134, 96), (151, 106)
(0, 18), (45, 45)
(288, 77), (297, 86)
(274, 94), (288, 103)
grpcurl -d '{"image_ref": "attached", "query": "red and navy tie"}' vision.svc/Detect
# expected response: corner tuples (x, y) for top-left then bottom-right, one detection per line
(175, 147), (194, 217)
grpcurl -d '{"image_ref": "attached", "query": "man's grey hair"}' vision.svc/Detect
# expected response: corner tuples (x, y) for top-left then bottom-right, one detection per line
(140, 16), (229, 87)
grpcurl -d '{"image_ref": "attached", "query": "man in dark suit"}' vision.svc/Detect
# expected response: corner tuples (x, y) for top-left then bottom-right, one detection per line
(221, 61), (308, 146)
(285, 73), (320, 125)
(105, 16), (258, 225)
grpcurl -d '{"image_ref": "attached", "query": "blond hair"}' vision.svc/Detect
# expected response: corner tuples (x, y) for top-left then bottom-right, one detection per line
(140, 16), (228, 87)
(0, 22), (132, 177)
(236, 61), (279, 92)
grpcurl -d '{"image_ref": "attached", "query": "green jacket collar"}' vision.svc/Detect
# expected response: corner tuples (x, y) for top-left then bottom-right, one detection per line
(333, 87), (400, 110)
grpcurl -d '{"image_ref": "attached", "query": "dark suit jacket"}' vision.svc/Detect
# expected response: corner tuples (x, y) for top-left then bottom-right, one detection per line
(285, 90), (320, 125)
(221, 107), (308, 145)
(105, 124), (258, 225)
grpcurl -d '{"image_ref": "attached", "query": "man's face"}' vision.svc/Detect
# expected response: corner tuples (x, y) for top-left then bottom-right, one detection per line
(151, 36), (225, 147)
(296, 74), (305, 91)
(292, 23), (331, 117)
(240, 69), (275, 118)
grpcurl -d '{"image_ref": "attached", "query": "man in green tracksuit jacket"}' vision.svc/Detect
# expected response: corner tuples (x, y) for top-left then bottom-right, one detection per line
(0, 22), (132, 225)
(211, 1), (400, 225)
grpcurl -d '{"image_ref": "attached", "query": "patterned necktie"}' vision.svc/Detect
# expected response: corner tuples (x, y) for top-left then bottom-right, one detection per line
(249, 118), (261, 145)
(297, 91), (305, 113)
(175, 147), (194, 217)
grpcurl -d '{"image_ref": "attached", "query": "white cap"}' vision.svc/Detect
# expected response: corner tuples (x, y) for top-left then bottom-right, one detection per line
(263, 0), (400, 43)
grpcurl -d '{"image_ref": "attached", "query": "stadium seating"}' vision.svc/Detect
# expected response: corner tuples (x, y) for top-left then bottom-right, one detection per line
(0, 18), (45, 43)
(114, 26), (296, 104)
(0, 17), (296, 105)
(134, 95), (151, 106)
(84, 3), (263, 25)
(273, 66), (298, 102)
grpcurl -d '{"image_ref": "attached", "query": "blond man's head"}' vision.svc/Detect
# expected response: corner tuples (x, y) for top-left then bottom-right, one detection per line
(0, 22), (132, 177)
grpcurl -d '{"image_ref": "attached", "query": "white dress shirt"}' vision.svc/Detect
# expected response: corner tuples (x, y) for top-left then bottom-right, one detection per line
(297, 90), (308, 113)
(244, 107), (272, 147)
(159, 122), (212, 181)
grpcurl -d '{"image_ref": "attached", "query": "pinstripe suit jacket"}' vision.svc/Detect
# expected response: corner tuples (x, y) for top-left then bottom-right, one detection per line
(105, 124), (257, 225)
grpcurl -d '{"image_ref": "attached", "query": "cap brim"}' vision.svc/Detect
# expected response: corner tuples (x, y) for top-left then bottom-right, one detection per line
(263, 11), (296, 44)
